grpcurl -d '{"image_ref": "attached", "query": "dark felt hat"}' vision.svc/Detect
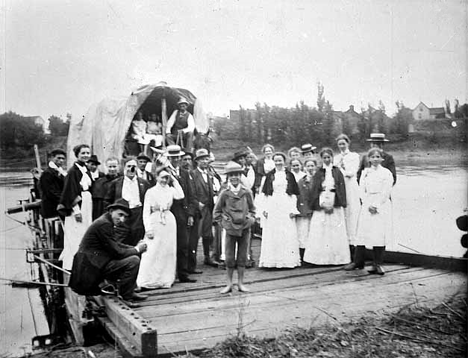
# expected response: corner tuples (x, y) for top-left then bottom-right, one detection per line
(106, 198), (131, 216)
(87, 155), (101, 165)
(136, 152), (152, 161)
(232, 149), (250, 161)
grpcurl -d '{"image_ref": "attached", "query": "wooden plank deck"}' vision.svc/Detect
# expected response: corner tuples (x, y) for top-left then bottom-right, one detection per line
(119, 238), (467, 357)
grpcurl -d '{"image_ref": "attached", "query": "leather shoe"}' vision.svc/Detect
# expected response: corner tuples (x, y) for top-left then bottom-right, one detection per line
(344, 263), (364, 271)
(179, 277), (197, 283)
(204, 258), (219, 267)
(130, 292), (148, 301)
(189, 269), (203, 274)
(123, 300), (141, 308)
(368, 265), (385, 275)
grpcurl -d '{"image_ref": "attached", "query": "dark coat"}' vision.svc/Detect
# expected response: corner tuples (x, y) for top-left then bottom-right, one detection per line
(261, 168), (299, 197)
(297, 175), (315, 216)
(213, 186), (256, 236)
(104, 176), (151, 208)
(253, 157), (270, 192)
(357, 151), (396, 185)
(190, 168), (215, 213)
(310, 166), (347, 210)
(39, 166), (65, 218)
(171, 168), (197, 219)
(91, 174), (121, 220)
(68, 213), (139, 295)
(58, 162), (91, 217)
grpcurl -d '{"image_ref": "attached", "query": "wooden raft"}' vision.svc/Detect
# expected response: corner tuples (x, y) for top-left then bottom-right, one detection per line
(99, 239), (467, 357)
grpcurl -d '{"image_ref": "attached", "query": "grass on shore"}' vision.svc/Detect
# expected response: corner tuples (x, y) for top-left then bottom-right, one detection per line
(179, 294), (467, 358)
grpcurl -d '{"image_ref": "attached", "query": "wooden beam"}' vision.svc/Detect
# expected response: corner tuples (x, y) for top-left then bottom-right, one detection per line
(100, 296), (157, 357)
(365, 249), (468, 272)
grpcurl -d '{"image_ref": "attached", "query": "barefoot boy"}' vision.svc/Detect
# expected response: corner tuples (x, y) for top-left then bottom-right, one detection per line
(213, 161), (256, 294)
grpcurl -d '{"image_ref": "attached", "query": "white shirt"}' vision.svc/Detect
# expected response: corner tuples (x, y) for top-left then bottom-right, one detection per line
(166, 110), (195, 134)
(197, 167), (208, 183)
(122, 176), (142, 209)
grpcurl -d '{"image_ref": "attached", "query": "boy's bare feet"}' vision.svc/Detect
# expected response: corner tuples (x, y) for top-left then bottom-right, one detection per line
(237, 284), (250, 293)
(220, 285), (232, 294)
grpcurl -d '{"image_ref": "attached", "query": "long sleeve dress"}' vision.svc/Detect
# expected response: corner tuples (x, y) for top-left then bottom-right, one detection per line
(137, 180), (184, 289)
(334, 150), (361, 245)
(304, 165), (350, 265)
(257, 168), (301, 268)
(58, 162), (93, 270)
(355, 165), (393, 248)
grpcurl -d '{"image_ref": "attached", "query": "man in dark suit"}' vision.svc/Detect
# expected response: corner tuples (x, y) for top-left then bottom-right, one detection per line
(39, 149), (67, 219)
(357, 133), (397, 185)
(91, 157), (121, 220)
(165, 145), (198, 282)
(69, 199), (148, 307)
(190, 148), (218, 267)
(136, 152), (156, 187)
(105, 157), (151, 246)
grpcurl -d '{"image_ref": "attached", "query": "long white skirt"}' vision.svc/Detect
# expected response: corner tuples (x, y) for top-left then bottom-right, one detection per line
(355, 198), (393, 248)
(296, 216), (312, 249)
(258, 193), (300, 268)
(304, 208), (350, 265)
(60, 192), (93, 270)
(343, 177), (360, 245)
(137, 211), (177, 289)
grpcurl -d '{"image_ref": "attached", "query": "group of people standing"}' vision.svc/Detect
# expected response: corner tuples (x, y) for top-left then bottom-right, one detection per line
(38, 127), (396, 304)
(251, 133), (396, 277)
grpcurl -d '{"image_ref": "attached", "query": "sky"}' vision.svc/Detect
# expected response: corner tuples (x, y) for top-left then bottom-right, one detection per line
(1, 0), (467, 121)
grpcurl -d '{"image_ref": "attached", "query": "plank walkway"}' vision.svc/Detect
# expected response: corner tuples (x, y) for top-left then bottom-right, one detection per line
(120, 238), (467, 357)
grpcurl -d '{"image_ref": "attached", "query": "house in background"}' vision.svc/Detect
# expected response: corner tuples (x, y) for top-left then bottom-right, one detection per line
(412, 102), (447, 121)
(24, 116), (50, 134)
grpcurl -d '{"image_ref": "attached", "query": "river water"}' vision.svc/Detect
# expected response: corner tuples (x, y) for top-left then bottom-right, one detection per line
(0, 165), (467, 357)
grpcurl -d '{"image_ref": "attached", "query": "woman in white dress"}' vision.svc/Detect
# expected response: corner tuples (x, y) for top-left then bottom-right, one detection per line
(258, 152), (301, 268)
(345, 148), (393, 275)
(304, 148), (350, 265)
(334, 134), (361, 253)
(296, 159), (317, 262)
(58, 144), (93, 270)
(137, 169), (184, 289)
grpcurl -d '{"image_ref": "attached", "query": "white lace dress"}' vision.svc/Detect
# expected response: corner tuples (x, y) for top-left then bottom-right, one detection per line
(257, 170), (301, 268)
(137, 181), (184, 289)
(334, 150), (361, 245)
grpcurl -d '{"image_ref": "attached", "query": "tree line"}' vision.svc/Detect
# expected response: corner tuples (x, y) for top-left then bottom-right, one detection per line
(0, 112), (70, 154)
(213, 84), (467, 149)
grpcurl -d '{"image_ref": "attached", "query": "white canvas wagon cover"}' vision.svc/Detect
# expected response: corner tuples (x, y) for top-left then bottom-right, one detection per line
(66, 82), (208, 166)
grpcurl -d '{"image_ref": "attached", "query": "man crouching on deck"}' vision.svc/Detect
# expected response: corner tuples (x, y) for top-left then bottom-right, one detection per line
(69, 199), (149, 307)
(213, 161), (256, 294)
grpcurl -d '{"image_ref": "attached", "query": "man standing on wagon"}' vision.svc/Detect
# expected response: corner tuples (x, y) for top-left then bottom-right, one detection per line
(166, 98), (195, 150)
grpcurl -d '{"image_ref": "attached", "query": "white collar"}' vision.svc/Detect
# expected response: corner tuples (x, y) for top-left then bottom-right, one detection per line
(49, 161), (67, 176)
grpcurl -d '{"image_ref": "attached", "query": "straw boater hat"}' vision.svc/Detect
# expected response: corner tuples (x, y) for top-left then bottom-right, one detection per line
(232, 149), (249, 161)
(194, 148), (210, 160)
(224, 161), (244, 175)
(165, 145), (185, 157)
(177, 98), (189, 106)
(87, 155), (101, 165)
(107, 198), (131, 215)
(136, 152), (152, 162)
(367, 133), (389, 142)
(301, 143), (317, 153)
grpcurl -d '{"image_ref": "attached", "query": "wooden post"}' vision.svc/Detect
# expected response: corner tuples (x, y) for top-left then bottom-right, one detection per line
(161, 86), (168, 149)
(34, 144), (42, 170)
